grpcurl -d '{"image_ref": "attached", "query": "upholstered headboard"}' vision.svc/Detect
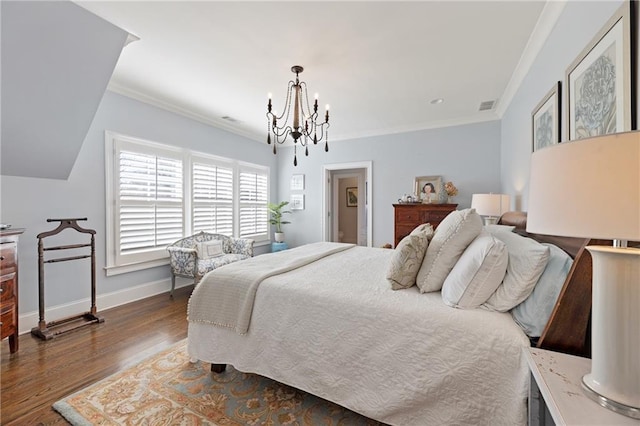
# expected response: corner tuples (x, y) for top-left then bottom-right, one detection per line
(498, 211), (597, 357)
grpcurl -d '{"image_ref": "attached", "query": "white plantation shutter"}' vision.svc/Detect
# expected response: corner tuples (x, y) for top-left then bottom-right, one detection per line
(192, 161), (233, 235)
(117, 149), (183, 262)
(239, 168), (268, 240)
(106, 132), (270, 274)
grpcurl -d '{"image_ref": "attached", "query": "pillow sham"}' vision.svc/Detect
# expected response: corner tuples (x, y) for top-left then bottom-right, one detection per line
(416, 208), (483, 293)
(483, 231), (550, 312)
(441, 230), (508, 309)
(387, 224), (433, 290)
(484, 224), (515, 233)
(511, 243), (573, 337)
(196, 240), (224, 260)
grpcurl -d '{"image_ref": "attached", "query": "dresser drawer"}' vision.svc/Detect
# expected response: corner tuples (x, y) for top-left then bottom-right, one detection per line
(0, 302), (16, 339)
(422, 211), (450, 224)
(0, 242), (17, 275)
(395, 208), (421, 224)
(1, 275), (15, 302)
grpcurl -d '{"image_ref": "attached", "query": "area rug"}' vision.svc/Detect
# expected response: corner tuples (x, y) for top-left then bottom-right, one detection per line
(53, 340), (384, 425)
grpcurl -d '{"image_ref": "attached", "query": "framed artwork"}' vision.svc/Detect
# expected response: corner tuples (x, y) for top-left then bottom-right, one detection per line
(290, 194), (304, 210)
(346, 187), (358, 207)
(532, 82), (561, 152)
(290, 174), (305, 191)
(566, 1), (634, 141)
(414, 175), (442, 203)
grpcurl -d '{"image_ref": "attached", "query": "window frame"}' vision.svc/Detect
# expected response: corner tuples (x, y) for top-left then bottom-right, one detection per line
(105, 132), (270, 276)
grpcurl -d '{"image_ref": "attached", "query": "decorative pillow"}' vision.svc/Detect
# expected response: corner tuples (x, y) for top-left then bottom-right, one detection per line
(484, 224), (516, 233)
(441, 230), (508, 309)
(416, 208), (483, 293)
(483, 231), (550, 312)
(511, 243), (573, 337)
(387, 224), (433, 290)
(196, 240), (224, 260)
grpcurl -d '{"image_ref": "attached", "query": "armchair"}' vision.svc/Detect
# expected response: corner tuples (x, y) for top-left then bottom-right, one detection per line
(166, 231), (254, 297)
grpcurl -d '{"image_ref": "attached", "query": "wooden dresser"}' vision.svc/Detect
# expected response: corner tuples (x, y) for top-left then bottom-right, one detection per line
(1, 228), (24, 353)
(393, 203), (457, 247)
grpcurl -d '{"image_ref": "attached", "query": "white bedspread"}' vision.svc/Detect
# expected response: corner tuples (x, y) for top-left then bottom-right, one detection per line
(188, 246), (530, 425)
(188, 242), (354, 334)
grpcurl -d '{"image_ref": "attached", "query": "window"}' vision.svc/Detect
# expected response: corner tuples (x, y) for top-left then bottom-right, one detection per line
(239, 166), (269, 240)
(105, 132), (269, 275)
(191, 159), (233, 236)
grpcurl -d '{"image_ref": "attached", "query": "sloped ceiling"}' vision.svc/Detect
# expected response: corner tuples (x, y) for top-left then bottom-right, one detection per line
(1, 0), (128, 179)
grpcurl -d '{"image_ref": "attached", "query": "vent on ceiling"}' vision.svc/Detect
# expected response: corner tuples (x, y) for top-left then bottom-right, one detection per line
(478, 100), (496, 111)
(221, 116), (240, 123)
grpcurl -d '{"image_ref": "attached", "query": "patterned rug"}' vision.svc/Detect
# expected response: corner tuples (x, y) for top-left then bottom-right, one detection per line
(53, 340), (384, 425)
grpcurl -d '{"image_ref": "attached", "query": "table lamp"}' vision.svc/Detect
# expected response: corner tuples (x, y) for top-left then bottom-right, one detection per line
(527, 130), (640, 419)
(471, 193), (511, 225)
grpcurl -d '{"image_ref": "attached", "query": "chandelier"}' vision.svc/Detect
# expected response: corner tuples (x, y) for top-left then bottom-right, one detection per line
(266, 65), (330, 166)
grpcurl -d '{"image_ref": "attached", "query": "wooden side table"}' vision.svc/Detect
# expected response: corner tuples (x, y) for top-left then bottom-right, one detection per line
(525, 348), (639, 425)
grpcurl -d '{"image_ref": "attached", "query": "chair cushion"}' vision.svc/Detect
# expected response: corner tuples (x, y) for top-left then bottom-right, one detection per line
(197, 254), (249, 276)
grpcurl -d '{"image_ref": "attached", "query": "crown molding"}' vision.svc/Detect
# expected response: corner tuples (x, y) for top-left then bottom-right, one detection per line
(106, 81), (264, 143)
(496, 0), (567, 118)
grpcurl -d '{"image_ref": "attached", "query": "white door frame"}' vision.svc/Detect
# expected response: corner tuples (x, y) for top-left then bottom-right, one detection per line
(322, 161), (373, 247)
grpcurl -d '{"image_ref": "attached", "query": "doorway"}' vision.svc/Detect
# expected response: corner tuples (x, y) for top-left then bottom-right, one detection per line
(322, 162), (372, 247)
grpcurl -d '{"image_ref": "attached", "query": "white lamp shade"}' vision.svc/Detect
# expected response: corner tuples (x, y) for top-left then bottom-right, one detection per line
(471, 193), (511, 217)
(527, 131), (640, 240)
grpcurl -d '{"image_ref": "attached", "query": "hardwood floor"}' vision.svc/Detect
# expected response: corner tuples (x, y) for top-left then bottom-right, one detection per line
(1, 285), (192, 425)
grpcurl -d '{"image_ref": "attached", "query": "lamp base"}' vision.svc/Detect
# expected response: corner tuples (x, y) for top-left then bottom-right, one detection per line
(582, 377), (640, 419)
(584, 246), (640, 419)
(483, 216), (498, 226)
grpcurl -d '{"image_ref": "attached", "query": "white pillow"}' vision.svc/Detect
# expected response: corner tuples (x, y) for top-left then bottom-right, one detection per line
(416, 208), (483, 293)
(442, 230), (508, 309)
(387, 224), (433, 290)
(483, 231), (550, 312)
(196, 240), (224, 259)
(511, 243), (573, 337)
(484, 224), (515, 233)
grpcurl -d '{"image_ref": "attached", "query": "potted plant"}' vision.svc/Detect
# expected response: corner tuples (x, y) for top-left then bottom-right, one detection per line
(268, 201), (291, 242)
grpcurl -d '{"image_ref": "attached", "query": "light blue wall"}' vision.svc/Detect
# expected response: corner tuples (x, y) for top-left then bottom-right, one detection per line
(0, 91), (276, 314)
(276, 120), (502, 248)
(500, 0), (624, 210)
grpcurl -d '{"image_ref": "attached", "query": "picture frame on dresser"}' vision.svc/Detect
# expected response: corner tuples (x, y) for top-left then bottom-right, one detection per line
(414, 175), (442, 203)
(532, 81), (561, 152)
(566, 1), (634, 141)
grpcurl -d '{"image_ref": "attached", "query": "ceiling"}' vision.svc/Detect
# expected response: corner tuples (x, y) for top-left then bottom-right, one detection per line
(75, 1), (548, 144)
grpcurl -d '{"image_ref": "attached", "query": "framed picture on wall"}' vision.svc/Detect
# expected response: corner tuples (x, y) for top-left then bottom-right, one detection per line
(346, 187), (358, 207)
(290, 194), (304, 210)
(566, 1), (634, 141)
(414, 175), (442, 203)
(532, 81), (561, 152)
(290, 174), (305, 191)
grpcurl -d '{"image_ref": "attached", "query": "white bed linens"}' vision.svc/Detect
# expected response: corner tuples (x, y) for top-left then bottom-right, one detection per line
(188, 241), (354, 334)
(188, 246), (530, 425)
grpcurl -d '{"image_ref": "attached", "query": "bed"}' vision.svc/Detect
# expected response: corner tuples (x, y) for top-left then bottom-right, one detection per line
(187, 211), (595, 425)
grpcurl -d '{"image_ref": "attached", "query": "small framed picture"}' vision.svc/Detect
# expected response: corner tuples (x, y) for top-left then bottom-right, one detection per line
(290, 194), (304, 210)
(414, 175), (442, 203)
(532, 81), (561, 152)
(566, 2), (633, 140)
(346, 187), (358, 207)
(290, 174), (305, 191)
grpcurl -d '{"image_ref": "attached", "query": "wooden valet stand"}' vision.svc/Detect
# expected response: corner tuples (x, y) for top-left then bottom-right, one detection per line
(31, 218), (104, 340)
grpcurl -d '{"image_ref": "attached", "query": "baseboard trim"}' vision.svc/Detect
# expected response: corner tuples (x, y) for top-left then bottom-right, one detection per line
(19, 278), (194, 335)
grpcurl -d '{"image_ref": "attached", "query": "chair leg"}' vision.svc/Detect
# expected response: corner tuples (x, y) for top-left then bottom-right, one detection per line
(170, 273), (176, 298)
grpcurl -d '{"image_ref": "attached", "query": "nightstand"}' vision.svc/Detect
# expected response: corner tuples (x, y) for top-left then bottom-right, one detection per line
(271, 242), (288, 252)
(525, 348), (639, 425)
